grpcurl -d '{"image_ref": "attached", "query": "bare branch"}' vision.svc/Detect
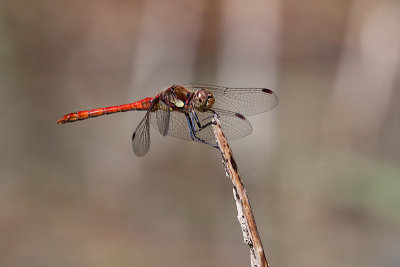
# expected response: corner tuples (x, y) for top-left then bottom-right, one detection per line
(212, 115), (269, 267)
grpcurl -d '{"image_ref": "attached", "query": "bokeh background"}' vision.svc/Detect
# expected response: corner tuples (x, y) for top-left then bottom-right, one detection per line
(1, 0), (400, 266)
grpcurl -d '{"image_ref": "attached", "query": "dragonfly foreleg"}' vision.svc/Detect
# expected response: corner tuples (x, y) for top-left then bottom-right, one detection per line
(186, 113), (218, 148)
(191, 110), (218, 133)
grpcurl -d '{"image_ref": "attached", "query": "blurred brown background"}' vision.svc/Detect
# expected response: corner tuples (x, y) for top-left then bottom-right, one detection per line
(1, 0), (399, 266)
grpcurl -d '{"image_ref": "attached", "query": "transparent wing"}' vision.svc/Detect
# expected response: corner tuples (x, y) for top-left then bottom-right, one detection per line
(132, 111), (151, 157)
(194, 109), (253, 143)
(150, 111), (192, 141)
(150, 109), (252, 143)
(154, 101), (171, 136)
(184, 83), (278, 116)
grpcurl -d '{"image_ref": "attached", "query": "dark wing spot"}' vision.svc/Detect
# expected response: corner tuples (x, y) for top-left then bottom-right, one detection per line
(262, 88), (274, 94)
(132, 132), (136, 141)
(235, 113), (246, 121)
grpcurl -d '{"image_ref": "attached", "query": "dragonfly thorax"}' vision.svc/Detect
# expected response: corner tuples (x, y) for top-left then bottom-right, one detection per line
(193, 89), (215, 112)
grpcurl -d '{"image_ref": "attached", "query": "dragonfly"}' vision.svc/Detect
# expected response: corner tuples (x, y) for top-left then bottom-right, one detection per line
(57, 84), (278, 156)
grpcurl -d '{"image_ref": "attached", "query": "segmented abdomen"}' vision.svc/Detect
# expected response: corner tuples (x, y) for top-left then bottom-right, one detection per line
(57, 97), (153, 124)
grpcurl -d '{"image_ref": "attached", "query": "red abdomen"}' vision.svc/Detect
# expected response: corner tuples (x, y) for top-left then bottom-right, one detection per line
(57, 97), (153, 124)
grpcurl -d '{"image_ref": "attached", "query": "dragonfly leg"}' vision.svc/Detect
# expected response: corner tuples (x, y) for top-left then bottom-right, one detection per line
(191, 110), (219, 131)
(186, 113), (218, 148)
(185, 114), (196, 140)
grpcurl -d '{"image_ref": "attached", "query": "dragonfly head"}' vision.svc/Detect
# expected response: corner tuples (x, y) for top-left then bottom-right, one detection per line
(193, 89), (215, 111)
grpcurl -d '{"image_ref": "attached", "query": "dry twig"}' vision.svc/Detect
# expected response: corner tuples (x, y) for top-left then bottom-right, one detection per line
(212, 114), (269, 267)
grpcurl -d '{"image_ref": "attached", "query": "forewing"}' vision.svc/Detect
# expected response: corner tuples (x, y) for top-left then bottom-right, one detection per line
(184, 83), (278, 116)
(132, 111), (151, 157)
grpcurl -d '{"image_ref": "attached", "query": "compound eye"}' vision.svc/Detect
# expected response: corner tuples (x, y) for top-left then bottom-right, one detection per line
(197, 90), (208, 102)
